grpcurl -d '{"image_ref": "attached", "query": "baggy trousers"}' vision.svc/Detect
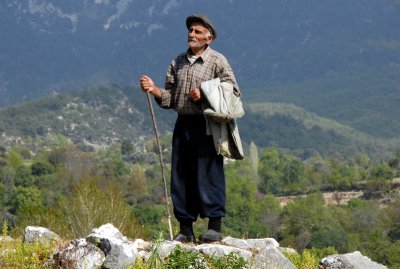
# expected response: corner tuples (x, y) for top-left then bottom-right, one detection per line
(171, 114), (226, 223)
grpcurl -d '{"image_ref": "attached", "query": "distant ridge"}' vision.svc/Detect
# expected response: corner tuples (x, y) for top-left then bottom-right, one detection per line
(249, 102), (380, 143)
(1, 85), (398, 160)
(239, 102), (398, 159)
(1, 0), (399, 140)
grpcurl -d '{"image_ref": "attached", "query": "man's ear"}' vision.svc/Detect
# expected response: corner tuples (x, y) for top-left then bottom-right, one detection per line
(206, 35), (214, 45)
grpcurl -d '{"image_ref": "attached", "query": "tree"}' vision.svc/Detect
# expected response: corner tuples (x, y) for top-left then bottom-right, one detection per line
(384, 240), (400, 269)
(258, 147), (306, 195)
(97, 145), (129, 179)
(281, 156), (306, 194)
(15, 166), (35, 187)
(0, 146), (6, 157)
(47, 147), (67, 167)
(279, 192), (349, 251)
(62, 145), (96, 183)
(0, 166), (16, 191)
(224, 159), (269, 238)
(121, 140), (134, 156)
(324, 158), (358, 191)
(366, 162), (394, 194)
(388, 157), (399, 177)
(370, 162), (393, 180)
(126, 164), (149, 204)
(6, 149), (23, 170)
(258, 147), (283, 194)
(31, 161), (54, 176)
(249, 141), (259, 180)
(0, 183), (7, 208)
(387, 198), (400, 241)
(225, 159), (281, 238)
(8, 186), (43, 214)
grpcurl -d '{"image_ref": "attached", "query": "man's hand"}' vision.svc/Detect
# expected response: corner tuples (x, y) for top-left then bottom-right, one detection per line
(188, 88), (202, 102)
(140, 75), (155, 92)
(140, 75), (161, 99)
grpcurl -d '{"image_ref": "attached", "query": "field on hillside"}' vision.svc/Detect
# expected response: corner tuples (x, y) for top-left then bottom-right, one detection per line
(279, 178), (400, 206)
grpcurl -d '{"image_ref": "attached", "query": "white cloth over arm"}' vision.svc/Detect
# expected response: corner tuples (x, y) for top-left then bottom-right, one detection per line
(200, 78), (244, 160)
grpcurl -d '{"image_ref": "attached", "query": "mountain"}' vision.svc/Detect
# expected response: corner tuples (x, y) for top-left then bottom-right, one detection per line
(1, 0), (400, 137)
(0, 85), (398, 160)
(0, 85), (175, 151)
(240, 103), (399, 159)
(244, 65), (400, 139)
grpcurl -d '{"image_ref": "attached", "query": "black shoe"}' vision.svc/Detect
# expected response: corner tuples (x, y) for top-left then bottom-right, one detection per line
(199, 229), (223, 243)
(173, 233), (196, 243)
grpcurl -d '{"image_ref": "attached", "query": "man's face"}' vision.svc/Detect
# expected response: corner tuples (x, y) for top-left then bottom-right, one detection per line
(187, 22), (213, 54)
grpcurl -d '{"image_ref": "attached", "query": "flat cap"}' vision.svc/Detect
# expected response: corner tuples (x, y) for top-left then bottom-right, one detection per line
(186, 14), (217, 39)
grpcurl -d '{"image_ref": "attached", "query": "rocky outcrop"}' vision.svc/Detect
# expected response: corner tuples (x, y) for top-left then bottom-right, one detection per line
(23, 226), (60, 244)
(21, 223), (388, 269)
(54, 239), (105, 269)
(85, 223), (150, 269)
(319, 251), (388, 269)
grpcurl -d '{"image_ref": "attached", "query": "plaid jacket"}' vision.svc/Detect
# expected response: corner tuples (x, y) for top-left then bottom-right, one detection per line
(158, 46), (240, 115)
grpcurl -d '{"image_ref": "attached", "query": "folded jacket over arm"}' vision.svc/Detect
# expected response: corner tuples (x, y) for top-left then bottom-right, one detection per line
(200, 78), (244, 160)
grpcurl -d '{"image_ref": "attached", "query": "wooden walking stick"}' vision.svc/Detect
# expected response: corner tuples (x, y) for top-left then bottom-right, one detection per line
(145, 90), (174, 241)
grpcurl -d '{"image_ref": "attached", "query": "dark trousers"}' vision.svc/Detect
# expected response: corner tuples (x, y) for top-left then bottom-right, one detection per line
(171, 114), (226, 223)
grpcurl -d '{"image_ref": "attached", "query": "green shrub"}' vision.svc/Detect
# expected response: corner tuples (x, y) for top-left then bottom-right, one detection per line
(284, 247), (337, 269)
(0, 239), (56, 269)
(164, 245), (206, 269)
(14, 178), (150, 240)
(205, 251), (248, 269)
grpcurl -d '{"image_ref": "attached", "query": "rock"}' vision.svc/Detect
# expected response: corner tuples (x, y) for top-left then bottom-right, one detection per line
(20, 224), (390, 269)
(23, 226), (60, 244)
(251, 246), (297, 269)
(132, 238), (153, 260)
(320, 251), (388, 269)
(0, 235), (13, 242)
(222, 236), (279, 250)
(147, 241), (182, 260)
(86, 223), (140, 269)
(54, 238), (105, 269)
(193, 243), (253, 260)
(279, 247), (298, 255)
(0, 235), (16, 257)
(222, 237), (296, 269)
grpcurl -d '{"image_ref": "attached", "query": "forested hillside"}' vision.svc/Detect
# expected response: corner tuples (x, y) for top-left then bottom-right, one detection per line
(245, 65), (400, 138)
(1, 0), (399, 139)
(0, 85), (399, 268)
(0, 85), (174, 152)
(1, 85), (399, 160)
(0, 134), (399, 267)
(240, 102), (400, 159)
